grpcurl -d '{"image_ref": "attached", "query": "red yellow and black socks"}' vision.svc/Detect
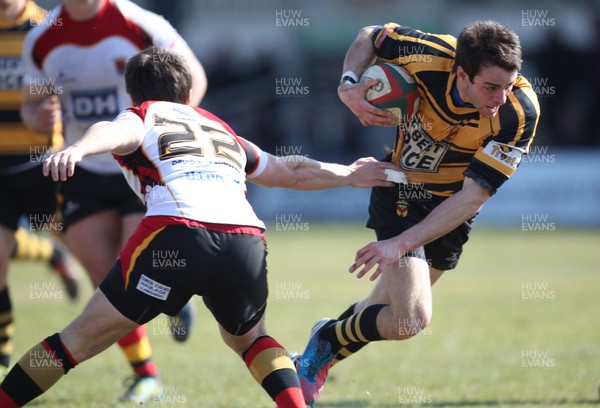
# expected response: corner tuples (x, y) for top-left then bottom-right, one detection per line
(0, 333), (77, 407)
(243, 335), (305, 407)
(117, 325), (158, 377)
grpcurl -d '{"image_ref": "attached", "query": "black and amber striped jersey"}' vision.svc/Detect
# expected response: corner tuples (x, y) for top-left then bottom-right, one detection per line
(0, 0), (62, 169)
(372, 23), (540, 196)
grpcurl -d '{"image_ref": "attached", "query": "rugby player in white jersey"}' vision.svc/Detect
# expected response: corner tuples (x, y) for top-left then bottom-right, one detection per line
(19, 0), (207, 401)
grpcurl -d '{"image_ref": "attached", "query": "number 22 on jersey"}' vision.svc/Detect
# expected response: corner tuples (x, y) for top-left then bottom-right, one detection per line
(154, 114), (243, 170)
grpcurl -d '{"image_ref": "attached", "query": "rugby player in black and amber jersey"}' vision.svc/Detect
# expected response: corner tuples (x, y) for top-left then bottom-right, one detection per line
(296, 21), (540, 405)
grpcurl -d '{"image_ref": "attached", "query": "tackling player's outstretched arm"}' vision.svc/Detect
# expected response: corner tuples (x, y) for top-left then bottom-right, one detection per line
(349, 177), (492, 280)
(42, 117), (144, 181)
(338, 25), (395, 127)
(250, 153), (401, 190)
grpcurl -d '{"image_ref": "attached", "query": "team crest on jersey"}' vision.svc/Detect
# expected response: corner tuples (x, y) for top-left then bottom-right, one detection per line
(114, 58), (127, 75)
(481, 141), (524, 170)
(396, 199), (409, 217)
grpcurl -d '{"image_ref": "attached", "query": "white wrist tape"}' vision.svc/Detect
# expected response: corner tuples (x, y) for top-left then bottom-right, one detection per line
(384, 169), (407, 184)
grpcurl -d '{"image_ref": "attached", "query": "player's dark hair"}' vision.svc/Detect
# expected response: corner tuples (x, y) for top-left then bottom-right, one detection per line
(453, 21), (522, 80)
(125, 47), (192, 105)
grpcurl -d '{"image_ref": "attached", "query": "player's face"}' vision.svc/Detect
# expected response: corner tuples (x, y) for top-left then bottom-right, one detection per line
(457, 65), (518, 119)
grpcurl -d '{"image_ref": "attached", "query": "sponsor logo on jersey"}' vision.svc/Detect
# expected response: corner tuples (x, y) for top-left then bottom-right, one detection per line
(400, 115), (448, 173)
(0, 57), (23, 90)
(482, 141), (523, 170)
(71, 88), (119, 120)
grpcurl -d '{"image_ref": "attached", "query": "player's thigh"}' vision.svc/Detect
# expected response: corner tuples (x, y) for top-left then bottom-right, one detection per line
(61, 288), (140, 363)
(66, 209), (121, 286)
(382, 256), (432, 320)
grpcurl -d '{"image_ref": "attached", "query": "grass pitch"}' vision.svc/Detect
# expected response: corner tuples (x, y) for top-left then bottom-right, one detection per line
(6, 225), (600, 407)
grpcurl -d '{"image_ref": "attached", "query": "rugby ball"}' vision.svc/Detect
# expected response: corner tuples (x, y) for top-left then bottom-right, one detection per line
(360, 62), (420, 126)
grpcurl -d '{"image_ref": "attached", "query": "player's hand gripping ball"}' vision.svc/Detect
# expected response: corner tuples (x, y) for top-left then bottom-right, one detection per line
(360, 62), (421, 127)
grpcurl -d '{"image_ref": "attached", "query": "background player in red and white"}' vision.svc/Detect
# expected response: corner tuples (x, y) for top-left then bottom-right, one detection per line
(0, 46), (400, 407)
(295, 21), (541, 405)
(0, 0), (82, 378)
(19, 0), (207, 402)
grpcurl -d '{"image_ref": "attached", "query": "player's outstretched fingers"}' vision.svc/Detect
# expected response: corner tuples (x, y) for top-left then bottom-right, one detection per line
(46, 154), (61, 181)
(42, 156), (52, 177)
(349, 244), (377, 276)
(57, 153), (69, 181)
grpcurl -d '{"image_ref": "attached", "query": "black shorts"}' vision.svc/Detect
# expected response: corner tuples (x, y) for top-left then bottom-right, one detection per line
(366, 182), (474, 271)
(100, 216), (268, 336)
(0, 164), (58, 231)
(59, 166), (145, 229)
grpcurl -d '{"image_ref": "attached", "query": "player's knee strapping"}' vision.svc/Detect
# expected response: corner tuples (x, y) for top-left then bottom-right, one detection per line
(242, 335), (304, 407)
(0, 333), (77, 407)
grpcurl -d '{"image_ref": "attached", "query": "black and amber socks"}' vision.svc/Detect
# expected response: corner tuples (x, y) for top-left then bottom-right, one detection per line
(0, 333), (77, 407)
(320, 304), (387, 355)
(117, 326), (158, 377)
(332, 303), (367, 366)
(243, 335), (305, 407)
(12, 228), (53, 263)
(0, 287), (13, 369)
